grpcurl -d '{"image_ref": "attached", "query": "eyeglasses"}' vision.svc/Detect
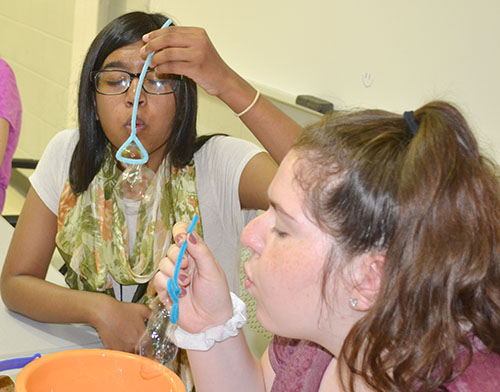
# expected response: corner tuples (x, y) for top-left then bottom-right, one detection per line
(91, 69), (182, 95)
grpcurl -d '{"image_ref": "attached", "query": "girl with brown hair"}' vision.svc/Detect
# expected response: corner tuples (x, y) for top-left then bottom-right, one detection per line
(155, 101), (500, 391)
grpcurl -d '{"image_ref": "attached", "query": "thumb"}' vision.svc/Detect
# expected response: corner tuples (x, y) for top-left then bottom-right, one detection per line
(185, 231), (225, 280)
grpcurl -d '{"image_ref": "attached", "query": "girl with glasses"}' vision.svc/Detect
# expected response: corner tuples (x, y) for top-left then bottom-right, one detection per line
(0, 11), (300, 389)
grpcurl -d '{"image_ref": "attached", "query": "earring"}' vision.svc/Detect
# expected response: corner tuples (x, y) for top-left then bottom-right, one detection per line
(349, 298), (358, 308)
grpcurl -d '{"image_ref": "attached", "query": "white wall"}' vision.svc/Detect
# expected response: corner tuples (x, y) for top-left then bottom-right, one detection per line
(0, 0), (150, 161)
(0, 0), (76, 160)
(3, 0), (498, 162)
(150, 0), (500, 163)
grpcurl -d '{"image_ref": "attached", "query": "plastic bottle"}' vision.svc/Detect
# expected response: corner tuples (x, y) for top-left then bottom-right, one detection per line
(138, 297), (178, 368)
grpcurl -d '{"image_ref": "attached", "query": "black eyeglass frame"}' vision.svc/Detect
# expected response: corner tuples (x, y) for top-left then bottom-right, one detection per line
(90, 69), (183, 95)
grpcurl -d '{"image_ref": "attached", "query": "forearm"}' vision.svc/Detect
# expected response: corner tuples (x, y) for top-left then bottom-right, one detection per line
(141, 26), (301, 162)
(216, 69), (302, 163)
(187, 330), (267, 392)
(1, 274), (107, 326)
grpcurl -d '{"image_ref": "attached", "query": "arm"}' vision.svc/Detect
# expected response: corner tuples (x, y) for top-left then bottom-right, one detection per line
(0, 188), (151, 352)
(187, 330), (268, 392)
(0, 118), (9, 167)
(142, 26), (302, 163)
(239, 151), (277, 210)
(154, 223), (275, 391)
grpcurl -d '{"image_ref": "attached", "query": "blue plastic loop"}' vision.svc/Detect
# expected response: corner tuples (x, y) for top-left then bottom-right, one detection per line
(0, 353), (41, 372)
(116, 18), (173, 165)
(168, 214), (199, 324)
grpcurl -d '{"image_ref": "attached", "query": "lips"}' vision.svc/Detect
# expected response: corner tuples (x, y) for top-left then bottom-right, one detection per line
(126, 117), (146, 133)
(243, 263), (254, 290)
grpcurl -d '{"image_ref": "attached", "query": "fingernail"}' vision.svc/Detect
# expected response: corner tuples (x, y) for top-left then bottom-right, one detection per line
(180, 287), (187, 296)
(189, 233), (197, 244)
(179, 274), (189, 283)
(142, 33), (150, 41)
(175, 233), (186, 245)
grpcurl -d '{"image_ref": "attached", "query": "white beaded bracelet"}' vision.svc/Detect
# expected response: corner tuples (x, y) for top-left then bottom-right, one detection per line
(173, 292), (247, 351)
(235, 90), (260, 117)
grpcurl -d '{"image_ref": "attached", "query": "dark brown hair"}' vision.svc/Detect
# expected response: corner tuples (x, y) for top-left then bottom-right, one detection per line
(292, 101), (500, 391)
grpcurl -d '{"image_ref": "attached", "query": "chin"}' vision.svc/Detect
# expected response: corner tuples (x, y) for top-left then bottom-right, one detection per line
(254, 309), (281, 336)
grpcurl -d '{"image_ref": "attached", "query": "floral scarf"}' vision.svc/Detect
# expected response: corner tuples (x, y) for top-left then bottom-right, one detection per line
(55, 145), (203, 303)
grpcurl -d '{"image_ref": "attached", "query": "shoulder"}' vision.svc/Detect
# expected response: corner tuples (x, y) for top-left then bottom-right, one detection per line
(0, 59), (18, 98)
(0, 58), (14, 77)
(0, 59), (12, 74)
(194, 135), (264, 185)
(41, 128), (79, 173)
(194, 135), (263, 165)
(47, 128), (79, 149)
(30, 129), (79, 215)
(0, 59), (21, 123)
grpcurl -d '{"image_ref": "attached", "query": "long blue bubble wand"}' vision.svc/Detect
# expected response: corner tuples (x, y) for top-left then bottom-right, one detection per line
(115, 18), (173, 165)
(167, 215), (199, 324)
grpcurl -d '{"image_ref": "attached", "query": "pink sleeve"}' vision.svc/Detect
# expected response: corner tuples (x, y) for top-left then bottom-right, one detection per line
(0, 58), (22, 135)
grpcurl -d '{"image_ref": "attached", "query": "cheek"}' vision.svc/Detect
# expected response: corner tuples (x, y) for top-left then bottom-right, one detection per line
(152, 96), (176, 123)
(96, 99), (117, 127)
(261, 241), (323, 297)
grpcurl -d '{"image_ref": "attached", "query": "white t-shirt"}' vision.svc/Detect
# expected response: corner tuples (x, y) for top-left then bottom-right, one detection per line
(31, 129), (263, 299)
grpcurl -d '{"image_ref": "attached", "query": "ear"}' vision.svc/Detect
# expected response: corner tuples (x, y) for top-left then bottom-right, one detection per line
(350, 252), (385, 311)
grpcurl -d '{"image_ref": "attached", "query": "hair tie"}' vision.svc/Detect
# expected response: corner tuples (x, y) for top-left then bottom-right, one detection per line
(403, 111), (419, 137)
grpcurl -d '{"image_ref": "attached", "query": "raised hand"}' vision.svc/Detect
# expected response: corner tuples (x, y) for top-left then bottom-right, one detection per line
(154, 222), (233, 333)
(141, 26), (236, 97)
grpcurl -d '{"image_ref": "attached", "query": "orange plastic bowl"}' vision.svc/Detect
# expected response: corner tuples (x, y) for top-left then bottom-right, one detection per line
(15, 349), (185, 392)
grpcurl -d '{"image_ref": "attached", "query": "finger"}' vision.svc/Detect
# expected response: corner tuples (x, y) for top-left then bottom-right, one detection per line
(156, 287), (174, 311)
(142, 26), (204, 47)
(172, 221), (189, 245)
(149, 48), (199, 72)
(165, 244), (190, 270)
(158, 253), (176, 276)
(184, 230), (224, 278)
(178, 272), (191, 288)
(154, 270), (169, 298)
(138, 304), (152, 320)
(141, 28), (192, 59)
(156, 254), (191, 291)
(142, 31), (210, 67)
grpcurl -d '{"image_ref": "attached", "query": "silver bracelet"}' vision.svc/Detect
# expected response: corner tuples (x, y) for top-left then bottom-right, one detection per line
(235, 90), (260, 117)
(173, 292), (247, 351)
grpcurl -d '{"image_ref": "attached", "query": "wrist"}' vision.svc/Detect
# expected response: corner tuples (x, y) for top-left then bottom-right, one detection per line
(216, 70), (258, 113)
(86, 292), (114, 327)
(174, 292), (246, 351)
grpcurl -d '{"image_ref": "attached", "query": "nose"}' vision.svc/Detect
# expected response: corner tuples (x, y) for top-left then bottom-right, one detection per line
(125, 77), (146, 106)
(241, 209), (271, 257)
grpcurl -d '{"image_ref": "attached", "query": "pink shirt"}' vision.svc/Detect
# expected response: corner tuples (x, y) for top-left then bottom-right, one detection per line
(0, 58), (22, 211)
(269, 335), (500, 391)
(269, 336), (332, 392)
(444, 335), (500, 391)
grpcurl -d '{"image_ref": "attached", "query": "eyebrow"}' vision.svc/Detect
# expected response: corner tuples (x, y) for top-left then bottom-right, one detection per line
(102, 61), (127, 69)
(269, 199), (297, 222)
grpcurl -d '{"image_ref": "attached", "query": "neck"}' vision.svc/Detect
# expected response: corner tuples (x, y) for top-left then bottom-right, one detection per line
(313, 310), (359, 358)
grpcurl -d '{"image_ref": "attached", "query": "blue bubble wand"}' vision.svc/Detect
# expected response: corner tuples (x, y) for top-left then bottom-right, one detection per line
(115, 18), (173, 165)
(0, 353), (41, 372)
(167, 215), (199, 324)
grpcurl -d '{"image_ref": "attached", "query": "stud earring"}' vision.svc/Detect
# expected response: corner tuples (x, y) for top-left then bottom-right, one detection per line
(349, 298), (358, 308)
